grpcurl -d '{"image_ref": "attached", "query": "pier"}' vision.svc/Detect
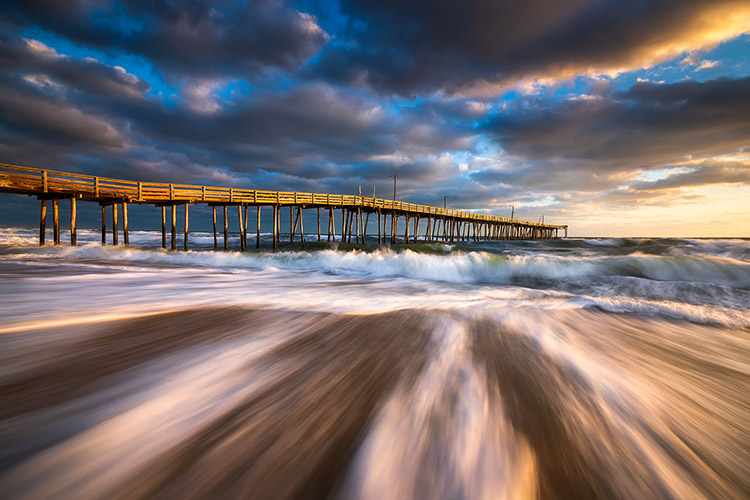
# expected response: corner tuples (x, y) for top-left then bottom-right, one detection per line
(0, 163), (567, 249)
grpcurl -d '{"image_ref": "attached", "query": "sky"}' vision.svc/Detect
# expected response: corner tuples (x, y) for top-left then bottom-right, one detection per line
(0, 0), (749, 237)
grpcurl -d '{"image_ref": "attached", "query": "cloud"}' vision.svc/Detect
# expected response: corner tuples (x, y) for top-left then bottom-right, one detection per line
(3, 0), (329, 80)
(0, 35), (151, 99)
(312, 0), (750, 95)
(0, 31), (477, 188)
(629, 160), (750, 191)
(483, 77), (750, 168)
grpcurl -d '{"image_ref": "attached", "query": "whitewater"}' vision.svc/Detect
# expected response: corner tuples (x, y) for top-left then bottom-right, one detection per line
(0, 227), (748, 499)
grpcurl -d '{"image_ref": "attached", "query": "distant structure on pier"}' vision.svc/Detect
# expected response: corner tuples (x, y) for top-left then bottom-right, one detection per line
(0, 163), (567, 249)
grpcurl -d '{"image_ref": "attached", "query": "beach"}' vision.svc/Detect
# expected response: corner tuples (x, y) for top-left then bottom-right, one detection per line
(0, 229), (748, 499)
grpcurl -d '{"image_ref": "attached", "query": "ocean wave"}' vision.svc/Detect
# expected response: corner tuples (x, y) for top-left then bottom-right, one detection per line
(6, 243), (748, 289)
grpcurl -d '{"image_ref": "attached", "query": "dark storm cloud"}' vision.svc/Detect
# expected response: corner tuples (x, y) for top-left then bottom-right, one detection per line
(483, 77), (750, 166)
(312, 0), (749, 95)
(118, 83), (475, 171)
(2, 0), (328, 80)
(0, 30), (474, 187)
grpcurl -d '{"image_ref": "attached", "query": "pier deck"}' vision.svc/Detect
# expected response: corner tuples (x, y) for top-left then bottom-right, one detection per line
(0, 163), (567, 249)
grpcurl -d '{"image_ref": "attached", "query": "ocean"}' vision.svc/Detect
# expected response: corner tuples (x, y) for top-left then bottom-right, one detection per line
(0, 227), (748, 499)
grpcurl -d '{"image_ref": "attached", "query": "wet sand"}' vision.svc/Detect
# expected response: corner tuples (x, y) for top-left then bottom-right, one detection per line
(1, 306), (747, 499)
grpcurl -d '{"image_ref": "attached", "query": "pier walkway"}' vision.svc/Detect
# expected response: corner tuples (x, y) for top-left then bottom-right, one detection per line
(0, 163), (567, 249)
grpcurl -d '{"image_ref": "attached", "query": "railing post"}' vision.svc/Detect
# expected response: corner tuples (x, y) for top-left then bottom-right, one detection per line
(42, 171), (48, 193)
(95, 177), (99, 197)
(137, 182), (142, 201)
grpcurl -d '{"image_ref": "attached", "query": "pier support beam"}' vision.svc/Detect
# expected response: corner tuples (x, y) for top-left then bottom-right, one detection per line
(161, 206), (166, 249)
(184, 203), (189, 251)
(343, 209), (348, 242)
(238, 205), (245, 251)
(273, 205), (278, 249)
(39, 199), (47, 246)
(244, 206), (248, 248)
(317, 208), (321, 242)
(291, 207), (299, 242)
(70, 198), (76, 246)
(377, 211), (382, 244)
(112, 203), (118, 246)
(53, 200), (60, 245)
(299, 207), (304, 243)
(346, 210), (359, 243)
(256, 206), (261, 249)
(171, 204), (176, 250)
(329, 208), (334, 242)
(223, 205), (228, 250)
(356, 208), (361, 243)
(382, 211), (387, 244)
(101, 205), (106, 245)
(122, 203), (129, 246)
(289, 206), (294, 243)
(212, 206), (217, 248)
(390, 213), (396, 245)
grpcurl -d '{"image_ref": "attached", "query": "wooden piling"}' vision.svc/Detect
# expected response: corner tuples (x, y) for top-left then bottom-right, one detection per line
(317, 208), (321, 242)
(237, 205), (244, 251)
(53, 199), (60, 245)
(212, 206), (217, 248)
(383, 211), (388, 244)
(299, 207), (304, 243)
(289, 206), (294, 243)
(329, 207), (334, 242)
(112, 203), (118, 246)
(161, 206), (166, 249)
(341, 207), (346, 243)
(377, 210), (382, 244)
(404, 214), (409, 242)
(223, 205), (228, 250)
(101, 205), (106, 245)
(351, 210), (355, 243)
(184, 203), (189, 251)
(414, 216), (419, 243)
(391, 210), (398, 245)
(171, 204), (176, 250)
(272, 205), (278, 249)
(70, 198), (76, 246)
(291, 207), (299, 242)
(364, 212), (369, 243)
(122, 202), (129, 246)
(256, 206), (261, 249)
(39, 199), (46, 246)
(243, 205), (248, 248)
(356, 208), (361, 244)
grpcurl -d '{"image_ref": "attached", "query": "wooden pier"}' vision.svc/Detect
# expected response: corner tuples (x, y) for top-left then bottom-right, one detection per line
(0, 163), (567, 249)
